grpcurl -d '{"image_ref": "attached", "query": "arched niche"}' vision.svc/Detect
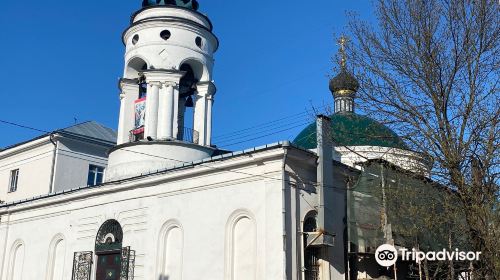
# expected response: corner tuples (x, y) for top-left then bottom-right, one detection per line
(95, 219), (123, 253)
(7, 240), (25, 280)
(156, 219), (184, 280)
(224, 209), (257, 280)
(46, 234), (66, 280)
(178, 58), (207, 81)
(126, 57), (148, 79)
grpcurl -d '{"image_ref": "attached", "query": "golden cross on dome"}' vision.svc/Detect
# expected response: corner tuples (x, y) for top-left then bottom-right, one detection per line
(338, 35), (349, 68)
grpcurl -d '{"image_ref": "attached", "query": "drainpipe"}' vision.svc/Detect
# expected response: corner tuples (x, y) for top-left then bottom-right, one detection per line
(282, 146), (289, 280)
(49, 134), (58, 193)
(316, 115), (335, 243)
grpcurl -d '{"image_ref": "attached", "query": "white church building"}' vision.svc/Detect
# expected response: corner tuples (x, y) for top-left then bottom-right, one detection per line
(0, 1), (427, 280)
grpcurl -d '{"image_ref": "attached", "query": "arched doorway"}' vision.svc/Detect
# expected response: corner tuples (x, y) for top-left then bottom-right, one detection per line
(71, 220), (135, 280)
(303, 213), (320, 280)
(95, 220), (123, 280)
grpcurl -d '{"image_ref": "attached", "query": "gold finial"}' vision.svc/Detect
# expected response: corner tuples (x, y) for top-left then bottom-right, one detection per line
(337, 35), (349, 68)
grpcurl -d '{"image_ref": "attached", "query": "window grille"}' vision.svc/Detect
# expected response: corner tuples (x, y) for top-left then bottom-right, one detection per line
(121, 246), (136, 280)
(304, 247), (320, 280)
(71, 251), (93, 280)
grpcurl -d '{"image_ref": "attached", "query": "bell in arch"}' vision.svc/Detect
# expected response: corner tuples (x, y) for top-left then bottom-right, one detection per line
(185, 95), (194, 108)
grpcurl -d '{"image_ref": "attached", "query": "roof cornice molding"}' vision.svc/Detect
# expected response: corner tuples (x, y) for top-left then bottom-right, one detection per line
(0, 143), (312, 213)
(0, 135), (53, 159)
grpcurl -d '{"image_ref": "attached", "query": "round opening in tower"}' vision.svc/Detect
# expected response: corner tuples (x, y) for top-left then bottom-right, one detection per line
(132, 34), (140, 45)
(160, 30), (171, 40)
(195, 37), (203, 48)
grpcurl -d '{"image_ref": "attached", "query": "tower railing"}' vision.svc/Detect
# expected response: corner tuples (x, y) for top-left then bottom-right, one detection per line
(128, 126), (199, 144)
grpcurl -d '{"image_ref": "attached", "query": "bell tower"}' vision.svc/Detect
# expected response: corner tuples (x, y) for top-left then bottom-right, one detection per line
(106, 0), (219, 181)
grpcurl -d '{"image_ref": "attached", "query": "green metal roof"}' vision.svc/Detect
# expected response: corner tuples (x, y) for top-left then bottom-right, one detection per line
(293, 113), (408, 149)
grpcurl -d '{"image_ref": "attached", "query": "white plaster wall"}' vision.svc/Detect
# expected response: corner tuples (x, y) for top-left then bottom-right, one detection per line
(53, 138), (110, 192)
(0, 149), (289, 280)
(0, 136), (112, 204)
(105, 141), (214, 182)
(333, 146), (429, 175)
(0, 138), (54, 203)
(123, 7), (217, 81)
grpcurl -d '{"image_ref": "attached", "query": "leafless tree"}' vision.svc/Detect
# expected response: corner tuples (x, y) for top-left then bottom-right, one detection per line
(346, 0), (499, 278)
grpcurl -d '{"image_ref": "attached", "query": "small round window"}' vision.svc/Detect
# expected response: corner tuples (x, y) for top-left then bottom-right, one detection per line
(195, 36), (203, 48)
(160, 30), (171, 40)
(132, 34), (139, 45)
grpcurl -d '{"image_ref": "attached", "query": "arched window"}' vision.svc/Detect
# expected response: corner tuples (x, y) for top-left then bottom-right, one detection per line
(95, 219), (123, 253)
(303, 212), (320, 280)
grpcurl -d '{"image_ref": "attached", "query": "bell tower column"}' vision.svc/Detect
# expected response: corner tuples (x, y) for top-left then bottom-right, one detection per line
(159, 82), (175, 139)
(144, 81), (160, 139)
(117, 79), (139, 145)
(143, 70), (185, 140)
(193, 81), (216, 146)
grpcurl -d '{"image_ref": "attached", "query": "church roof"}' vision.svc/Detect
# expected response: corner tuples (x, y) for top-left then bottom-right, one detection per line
(293, 114), (408, 150)
(59, 121), (117, 144)
(142, 0), (199, 11)
(0, 121), (116, 153)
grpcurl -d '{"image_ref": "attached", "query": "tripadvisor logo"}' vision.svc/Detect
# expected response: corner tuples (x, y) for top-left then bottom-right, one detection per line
(375, 244), (398, 267)
(375, 244), (482, 267)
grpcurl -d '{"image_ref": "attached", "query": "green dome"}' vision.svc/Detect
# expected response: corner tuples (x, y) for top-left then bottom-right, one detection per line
(293, 114), (408, 149)
(142, 0), (199, 11)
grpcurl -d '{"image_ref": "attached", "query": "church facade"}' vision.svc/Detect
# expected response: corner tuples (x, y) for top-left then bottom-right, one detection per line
(0, 1), (430, 280)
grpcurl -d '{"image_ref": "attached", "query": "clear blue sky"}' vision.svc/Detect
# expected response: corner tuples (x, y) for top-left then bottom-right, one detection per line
(0, 1), (374, 151)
